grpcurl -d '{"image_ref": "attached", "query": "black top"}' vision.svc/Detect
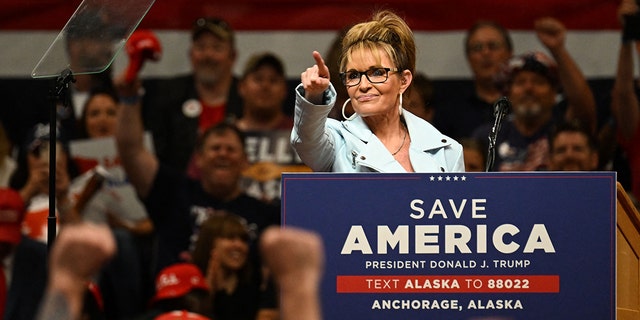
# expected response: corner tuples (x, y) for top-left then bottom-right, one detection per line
(141, 74), (244, 172)
(144, 163), (280, 272)
(432, 81), (495, 140)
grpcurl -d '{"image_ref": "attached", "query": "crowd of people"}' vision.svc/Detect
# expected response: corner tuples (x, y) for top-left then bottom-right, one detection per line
(0, 1), (639, 319)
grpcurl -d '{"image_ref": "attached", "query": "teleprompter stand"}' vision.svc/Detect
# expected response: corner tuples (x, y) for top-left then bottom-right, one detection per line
(31, 0), (156, 249)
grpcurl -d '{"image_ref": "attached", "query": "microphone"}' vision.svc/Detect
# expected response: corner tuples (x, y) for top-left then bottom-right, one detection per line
(485, 96), (511, 172)
(493, 96), (510, 118)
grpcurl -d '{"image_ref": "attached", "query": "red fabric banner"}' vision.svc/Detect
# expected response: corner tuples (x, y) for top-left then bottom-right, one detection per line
(0, 0), (621, 31)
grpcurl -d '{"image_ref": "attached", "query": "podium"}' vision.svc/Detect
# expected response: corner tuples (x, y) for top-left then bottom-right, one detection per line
(283, 172), (617, 320)
(617, 182), (640, 319)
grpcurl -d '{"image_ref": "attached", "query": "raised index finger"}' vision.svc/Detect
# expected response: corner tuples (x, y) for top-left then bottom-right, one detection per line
(312, 51), (329, 77)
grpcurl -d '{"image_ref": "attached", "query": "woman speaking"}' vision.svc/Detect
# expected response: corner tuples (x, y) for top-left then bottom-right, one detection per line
(291, 10), (464, 173)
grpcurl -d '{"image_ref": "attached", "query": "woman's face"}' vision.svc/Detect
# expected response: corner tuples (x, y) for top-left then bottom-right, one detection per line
(212, 235), (249, 271)
(345, 48), (408, 119)
(84, 93), (118, 138)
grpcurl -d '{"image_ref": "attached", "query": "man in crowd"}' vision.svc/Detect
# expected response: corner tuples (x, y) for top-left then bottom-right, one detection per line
(235, 52), (291, 132)
(432, 20), (513, 139)
(472, 17), (597, 171)
(116, 77), (279, 273)
(548, 121), (599, 171)
(142, 17), (243, 173)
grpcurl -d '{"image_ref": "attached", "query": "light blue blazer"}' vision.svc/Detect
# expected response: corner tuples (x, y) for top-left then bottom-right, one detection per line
(291, 84), (465, 173)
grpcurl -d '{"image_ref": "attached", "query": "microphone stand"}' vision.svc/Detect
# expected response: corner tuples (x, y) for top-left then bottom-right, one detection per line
(485, 97), (511, 172)
(47, 68), (75, 250)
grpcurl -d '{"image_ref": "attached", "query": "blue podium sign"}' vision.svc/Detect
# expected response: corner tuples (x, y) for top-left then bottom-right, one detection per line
(281, 172), (616, 320)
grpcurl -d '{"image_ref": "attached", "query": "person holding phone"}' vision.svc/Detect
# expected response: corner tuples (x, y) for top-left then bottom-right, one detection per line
(291, 10), (464, 173)
(9, 123), (78, 243)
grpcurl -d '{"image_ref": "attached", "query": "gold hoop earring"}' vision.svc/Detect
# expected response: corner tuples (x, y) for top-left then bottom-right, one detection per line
(342, 98), (356, 120)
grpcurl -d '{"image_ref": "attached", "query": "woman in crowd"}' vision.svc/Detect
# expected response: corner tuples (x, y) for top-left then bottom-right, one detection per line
(9, 123), (78, 242)
(74, 88), (157, 318)
(191, 213), (278, 320)
(73, 88), (153, 235)
(291, 10), (464, 173)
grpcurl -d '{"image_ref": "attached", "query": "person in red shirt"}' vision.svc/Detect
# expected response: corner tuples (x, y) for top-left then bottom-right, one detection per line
(142, 17), (242, 174)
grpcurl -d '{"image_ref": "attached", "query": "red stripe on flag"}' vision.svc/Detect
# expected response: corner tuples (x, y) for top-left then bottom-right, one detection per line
(336, 275), (560, 293)
(0, 1), (620, 31)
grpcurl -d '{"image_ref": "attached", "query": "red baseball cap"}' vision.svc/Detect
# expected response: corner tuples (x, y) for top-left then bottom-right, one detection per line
(0, 188), (25, 244)
(154, 310), (212, 320)
(152, 263), (210, 303)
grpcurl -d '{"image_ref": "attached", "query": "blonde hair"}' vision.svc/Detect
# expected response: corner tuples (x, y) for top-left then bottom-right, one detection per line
(339, 10), (416, 75)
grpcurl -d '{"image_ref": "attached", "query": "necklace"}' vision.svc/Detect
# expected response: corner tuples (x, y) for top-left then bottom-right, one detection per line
(391, 126), (407, 156)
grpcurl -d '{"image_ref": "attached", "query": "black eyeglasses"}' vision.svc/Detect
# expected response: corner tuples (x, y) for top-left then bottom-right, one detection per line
(340, 67), (399, 86)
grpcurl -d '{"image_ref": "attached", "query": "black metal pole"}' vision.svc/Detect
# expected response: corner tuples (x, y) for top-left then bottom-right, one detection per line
(47, 68), (74, 250)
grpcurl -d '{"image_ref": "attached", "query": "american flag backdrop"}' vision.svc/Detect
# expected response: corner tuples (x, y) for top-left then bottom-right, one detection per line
(0, 0), (623, 79)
